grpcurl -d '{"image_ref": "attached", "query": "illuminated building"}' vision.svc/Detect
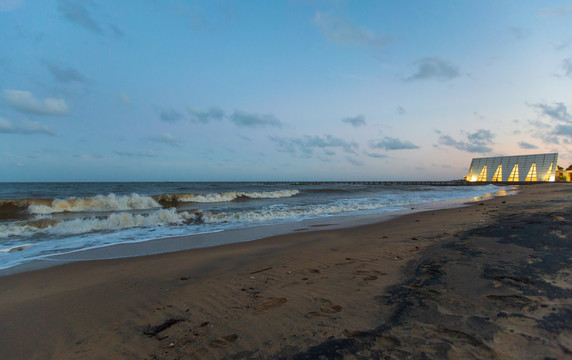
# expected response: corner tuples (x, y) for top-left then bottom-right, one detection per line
(466, 153), (558, 182)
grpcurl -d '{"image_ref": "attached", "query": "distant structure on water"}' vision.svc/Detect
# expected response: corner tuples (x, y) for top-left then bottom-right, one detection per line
(465, 153), (558, 183)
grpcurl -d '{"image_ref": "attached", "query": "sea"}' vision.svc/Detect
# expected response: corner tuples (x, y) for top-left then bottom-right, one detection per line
(0, 182), (508, 271)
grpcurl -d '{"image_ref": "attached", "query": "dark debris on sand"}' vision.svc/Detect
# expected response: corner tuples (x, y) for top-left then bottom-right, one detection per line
(279, 191), (572, 359)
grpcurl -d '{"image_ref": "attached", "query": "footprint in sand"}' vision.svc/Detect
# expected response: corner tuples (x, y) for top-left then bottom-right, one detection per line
(304, 311), (324, 318)
(304, 298), (343, 317)
(209, 334), (239, 348)
(312, 297), (333, 306)
(320, 304), (343, 314)
(256, 297), (287, 311)
(362, 275), (378, 281)
(354, 269), (386, 282)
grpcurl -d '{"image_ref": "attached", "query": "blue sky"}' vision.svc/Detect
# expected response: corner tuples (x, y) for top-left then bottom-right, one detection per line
(1, 0), (571, 181)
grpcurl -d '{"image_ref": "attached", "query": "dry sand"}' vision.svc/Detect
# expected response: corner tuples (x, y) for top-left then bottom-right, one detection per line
(0, 184), (571, 359)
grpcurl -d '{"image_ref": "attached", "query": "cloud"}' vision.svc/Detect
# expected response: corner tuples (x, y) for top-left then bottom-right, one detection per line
(509, 27), (531, 40)
(3, 90), (69, 115)
(114, 150), (156, 158)
(57, 0), (103, 34)
(46, 62), (87, 84)
(539, 3), (572, 17)
(57, 0), (123, 37)
(554, 124), (572, 137)
(467, 129), (495, 143)
(0, 0), (23, 12)
(556, 40), (572, 51)
(0, 117), (55, 135)
(370, 137), (419, 150)
(518, 141), (538, 149)
(341, 114), (366, 127)
(365, 152), (388, 159)
(187, 106), (282, 128)
(314, 12), (389, 48)
(562, 58), (572, 78)
(531, 102), (571, 122)
(271, 134), (359, 157)
(159, 108), (184, 122)
(346, 156), (364, 166)
(438, 129), (495, 153)
(230, 110), (282, 128)
(187, 107), (225, 123)
(149, 133), (182, 147)
(405, 57), (461, 81)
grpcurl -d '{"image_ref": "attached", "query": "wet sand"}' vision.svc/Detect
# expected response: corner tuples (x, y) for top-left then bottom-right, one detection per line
(0, 183), (570, 359)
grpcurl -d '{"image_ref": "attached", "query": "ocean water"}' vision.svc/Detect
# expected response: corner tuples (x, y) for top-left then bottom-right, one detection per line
(0, 182), (507, 271)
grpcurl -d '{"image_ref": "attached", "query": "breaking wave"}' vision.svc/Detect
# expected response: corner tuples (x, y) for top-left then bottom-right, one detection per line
(28, 193), (161, 214)
(203, 199), (391, 224)
(0, 209), (201, 238)
(154, 189), (300, 203)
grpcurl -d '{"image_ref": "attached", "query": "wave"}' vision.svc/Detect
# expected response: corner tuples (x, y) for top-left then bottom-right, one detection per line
(0, 189), (299, 218)
(202, 200), (390, 224)
(0, 198), (52, 220)
(0, 209), (202, 238)
(153, 189), (299, 204)
(0, 243), (33, 253)
(28, 193), (161, 214)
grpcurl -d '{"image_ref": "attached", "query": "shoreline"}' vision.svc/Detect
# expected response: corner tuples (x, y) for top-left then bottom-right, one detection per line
(0, 183), (570, 359)
(0, 188), (512, 277)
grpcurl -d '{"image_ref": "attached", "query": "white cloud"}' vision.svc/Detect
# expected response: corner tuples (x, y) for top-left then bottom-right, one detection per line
(0, 117), (56, 135)
(404, 57), (461, 82)
(531, 102), (571, 123)
(271, 134), (358, 158)
(437, 129), (495, 153)
(3, 90), (69, 115)
(342, 115), (366, 127)
(230, 110), (282, 128)
(159, 108), (184, 122)
(370, 137), (419, 150)
(188, 107), (225, 123)
(314, 12), (389, 48)
(518, 141), (538, 149)
(149, 133), (182, 147)
(114, 150), (157, 158)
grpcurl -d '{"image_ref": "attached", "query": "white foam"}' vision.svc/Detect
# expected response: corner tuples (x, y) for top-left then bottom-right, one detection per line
(0, 209), (200, 238)
(166, 189), (300, 203)
(0, 243), (33, 253)
(0, 223), (43, 238)
(28, 193), (161, 214)
(202, 199), (392, 224)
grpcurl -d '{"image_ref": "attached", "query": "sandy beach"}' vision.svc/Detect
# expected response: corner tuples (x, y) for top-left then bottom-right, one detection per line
(0, 183), (570, 359)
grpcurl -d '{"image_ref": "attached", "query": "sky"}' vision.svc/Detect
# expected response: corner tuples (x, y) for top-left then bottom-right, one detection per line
(1, 0), (571, 182)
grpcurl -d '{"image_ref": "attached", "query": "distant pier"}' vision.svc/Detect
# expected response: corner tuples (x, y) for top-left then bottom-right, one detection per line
(259, 180), (553, 186)
(261, 180), (468, 186)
